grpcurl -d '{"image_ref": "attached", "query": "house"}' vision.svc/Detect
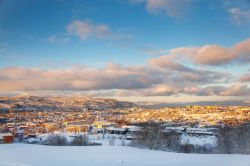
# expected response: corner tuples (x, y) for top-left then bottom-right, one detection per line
(126, 134), (136, 140)
(106, 127), (127, 135)
(124, 126), (141, 134)
(0, 133), (13, 144)
(165, 126), (217, 136)
(65, 124), (89, 133)
(92, 121), (116, 129)
(17, 126), (29, 135)
(43, 123), (59, 133)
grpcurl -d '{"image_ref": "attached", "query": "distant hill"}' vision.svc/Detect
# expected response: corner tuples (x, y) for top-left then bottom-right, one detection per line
(138, 100), (250, 109)
(0, 96), (136, 112)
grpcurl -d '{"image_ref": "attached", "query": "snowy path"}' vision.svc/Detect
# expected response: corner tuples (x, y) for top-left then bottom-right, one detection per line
(0, 144), (250, 166)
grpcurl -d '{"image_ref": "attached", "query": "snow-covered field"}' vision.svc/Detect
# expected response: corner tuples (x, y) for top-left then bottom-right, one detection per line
(0, 144), (250, 166)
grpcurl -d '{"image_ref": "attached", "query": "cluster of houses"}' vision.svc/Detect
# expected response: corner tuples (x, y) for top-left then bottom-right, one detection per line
(164, 126), (218, 137)
(0, 120), (143, 144)
(0, 119), (219, 145)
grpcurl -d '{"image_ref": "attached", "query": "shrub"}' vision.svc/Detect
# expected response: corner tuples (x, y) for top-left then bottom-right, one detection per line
(70, 135), (90, 146)
(179, 144), (193, 153)
(43, 134), (68, 146)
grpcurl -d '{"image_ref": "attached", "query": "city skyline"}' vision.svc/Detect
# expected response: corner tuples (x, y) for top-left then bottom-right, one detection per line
(0, 0), (250, 102)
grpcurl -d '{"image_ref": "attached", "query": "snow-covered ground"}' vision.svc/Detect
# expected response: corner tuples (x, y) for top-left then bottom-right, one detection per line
(29, 132), (217, 147)
(181, 133), (216, 146)
(1, 144), (250, 166)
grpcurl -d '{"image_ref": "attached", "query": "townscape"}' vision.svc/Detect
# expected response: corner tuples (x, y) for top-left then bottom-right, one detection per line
(0, 96), (249, 149)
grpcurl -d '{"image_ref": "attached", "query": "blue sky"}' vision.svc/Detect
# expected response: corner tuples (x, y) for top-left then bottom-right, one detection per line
(0, 0), (250, 101)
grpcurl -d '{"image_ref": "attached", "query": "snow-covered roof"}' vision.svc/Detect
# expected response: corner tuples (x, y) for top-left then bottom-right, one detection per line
(0, 133), (13, 139)
(106, 127), (126, 132)
(165, 126), (185, 131)
(123, 126), (141, 132)
(26, 138), (39, 143)
(165, 127), (215, 135)
(17, 129), (24, 134)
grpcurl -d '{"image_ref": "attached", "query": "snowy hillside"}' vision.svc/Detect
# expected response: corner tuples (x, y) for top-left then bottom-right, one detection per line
(0, 144), (250, 166)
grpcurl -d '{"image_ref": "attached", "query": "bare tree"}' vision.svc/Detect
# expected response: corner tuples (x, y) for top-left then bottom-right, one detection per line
(216, 123), (250, 154)
(131, 123), (170, 150)
(109, 136), (116, 146)
(120, 138), (126, 146)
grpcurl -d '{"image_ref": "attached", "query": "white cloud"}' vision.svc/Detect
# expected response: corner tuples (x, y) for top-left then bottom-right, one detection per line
(66, 20), (111, 40)
(129, 0), (192, 17)
(228, 8), (250, 24)
(47, 35), (71, 44)
(146, 0), (191, 17)
(48, 20), (131, 43)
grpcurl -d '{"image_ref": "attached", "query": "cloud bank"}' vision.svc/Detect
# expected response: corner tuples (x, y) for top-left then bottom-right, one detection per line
(149, 38), (250, 66)
(1, 38), (250, 97)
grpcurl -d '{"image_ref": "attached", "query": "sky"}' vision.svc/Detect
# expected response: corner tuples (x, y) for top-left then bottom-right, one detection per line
(0, 0), (250, 102)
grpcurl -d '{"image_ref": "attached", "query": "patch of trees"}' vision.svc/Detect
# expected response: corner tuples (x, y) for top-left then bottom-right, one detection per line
(216, 123), (250, 154)
(130, 123), (213, 153)
(130, 123), (180, 152)
(131, 122), (250, 154)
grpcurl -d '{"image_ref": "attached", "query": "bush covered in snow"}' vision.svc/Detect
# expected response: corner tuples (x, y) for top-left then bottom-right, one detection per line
(42, 134), (101, 146)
